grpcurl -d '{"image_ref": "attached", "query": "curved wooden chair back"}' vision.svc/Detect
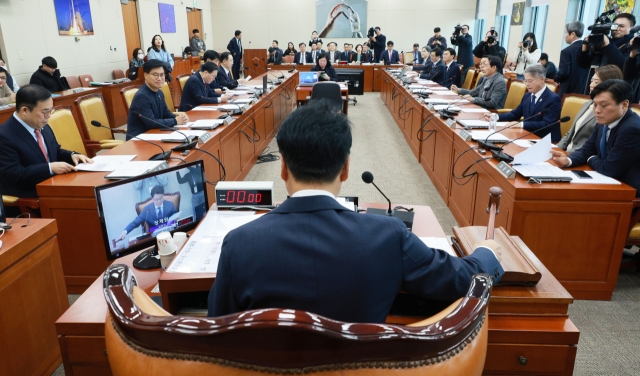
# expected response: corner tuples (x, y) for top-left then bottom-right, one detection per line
(78, 74), (94, 87)
(48, 106), (87, 156)
(113, 69), (126, 79)
(74, 93), (114, 142)
(500, 80), (527, 113)
(119, 85), (139, 115)
(134, 192), (181, 232)
(66, 76), (82, 89)
(282, 55), (294, 64)
(177, 74), (191, 97)
(473, 72), (484, 89)
(545, 79), (559, 93)
(461, 68), (476, 90)
(560, 94), (591, 137)
(630, 103), (640, 117)
(104, 264), (492, 376)
(160, 82), (175, 112)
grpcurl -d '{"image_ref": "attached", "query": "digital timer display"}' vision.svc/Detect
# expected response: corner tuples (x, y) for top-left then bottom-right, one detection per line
(217, 189), (273, 207)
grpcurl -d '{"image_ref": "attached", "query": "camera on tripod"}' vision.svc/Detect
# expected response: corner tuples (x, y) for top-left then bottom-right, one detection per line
(587, 10), (618, 47)
(367, 27), (375, 38)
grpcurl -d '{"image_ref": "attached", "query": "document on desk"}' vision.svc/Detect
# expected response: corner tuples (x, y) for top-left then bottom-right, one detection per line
(468, 131), (510, 143)
(189, 119), (225, 130)
(166, 211), (264, 273)
(189, 106), (219, 111)
(433, 105), (461, 111)
(134, 130), (206, 141)
(512, 134), (552, 165)
(512, 163), (574, 179)
(76, 155), (137, 172)
(569, 170), (621, 185)
(432, 91), (459, 96)
(424, 98), (469, 104)
(419, 237), (457, 257)
(459, 108), (489, 113)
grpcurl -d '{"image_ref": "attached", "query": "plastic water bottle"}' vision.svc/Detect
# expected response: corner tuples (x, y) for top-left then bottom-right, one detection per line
(489, 113), (499, 131)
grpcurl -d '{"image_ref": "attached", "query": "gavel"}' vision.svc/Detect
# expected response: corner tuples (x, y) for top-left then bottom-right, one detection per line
(485, 186), (502, 240)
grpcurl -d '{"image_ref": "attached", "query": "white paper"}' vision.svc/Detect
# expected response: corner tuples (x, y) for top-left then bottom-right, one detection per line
(458, 119), (489, 128)
(419, 237), (457, 257)
(219, 104), (245, 111)
(105, 161), (168, 179)
(412, 88), (433, 94)
(432, 91), (459, 96)
(232, 98), (254, 104)
(189, 106), (219, 111)
(190, 119), (225, 129)
(409, 84), (426, 89)
(469, 131), (510, 143)
(459, 108), (489, 113)
(433, 105), (461, 111)
(428, 87), (449, 91)
(512, 134), (552, 165)
(336, 197), (355, 211)
(513, 140), (537, 148)
(424, 98), (470, 104)
(569, 170), (621, 185)
(76, 155), (136, 172)
(134, 130), (205, 141)
(417, 80), (435, 84)
(513, 162), (574, 179)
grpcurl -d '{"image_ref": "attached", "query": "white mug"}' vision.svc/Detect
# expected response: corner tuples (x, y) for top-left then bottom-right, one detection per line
(173, 232), (188, 250)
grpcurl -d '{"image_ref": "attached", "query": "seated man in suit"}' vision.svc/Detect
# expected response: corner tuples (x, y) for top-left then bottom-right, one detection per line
(452, 55), (507, 110)
(119, 185), (178, 240)
(442, 48), (461, 89)
(127, 60), (188, 139)
(178, 62), (228, 112)
(310, 54), (338, 81)
(410, 47), (431, 71)
(267, 47), (282, 65)
(202, 50), (224, 94)
(217, 52), (247, 89)
(0, 85), (92, 198)
(295, 43), (312, 65)
(552, 79), (640, 197)
(340, 43), (353, 62)
(208, 100), (504, 323)
(418, 48), (446, 85)
(28, 56), (66, 92)
(326, 42), (340, 64)
(381, 41), (400, 65)
(361, 43), (374, 63)
(316, 41), (326, 55)
(496, 65), (562, 141)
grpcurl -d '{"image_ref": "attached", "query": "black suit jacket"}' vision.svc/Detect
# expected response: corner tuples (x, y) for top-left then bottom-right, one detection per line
(294, 51), (312, 65)
(372, 34), (386, 62)
(361, 50), (374, 63)
(227, 37), (242, 60)
(216, 66), (239, 89)
(568, 110), (640, 197)
(178, 73), (221, 111)
(267, 52), (282, 65)
(443, 61), (461, 89)
(208, 196), (503, 323)
(498, 87), (562, 141)
(0, 116), (74, 197)
(127, 83), (177, 139)
(29, 67), (65, 92)
(311, 65), (338, 81)
(555, 41), (589, 96)
(419, 60), (446, 85)
(381, 49), (400, 65)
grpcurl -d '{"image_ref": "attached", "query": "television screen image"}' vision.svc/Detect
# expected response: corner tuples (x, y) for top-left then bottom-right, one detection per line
(299, 72), (319, 84)
(95, 161), (208, 260)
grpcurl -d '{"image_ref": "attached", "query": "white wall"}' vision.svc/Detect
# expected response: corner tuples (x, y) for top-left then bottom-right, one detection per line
(209, 0), (478, 55)
(544, 0), (569, 63)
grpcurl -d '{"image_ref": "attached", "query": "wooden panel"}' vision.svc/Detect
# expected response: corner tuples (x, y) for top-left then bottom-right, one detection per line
(121, 1), (141, 63)
(373, 67), (383, 92)
(473, 173), (513, 231)
(71, 366), (113, 376)
(186, 8), (203, 40)
(220, 123), (243, 181)
(448, 140), (480, 226)
(484, 344), (576, 375)
(244, 49), (268, 78)
(66, 336), (109, 364)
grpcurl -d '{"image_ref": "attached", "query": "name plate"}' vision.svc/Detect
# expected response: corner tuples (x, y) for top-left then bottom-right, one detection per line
(427, 103), (434, 111)
(446, 118), (456, 127)
(497, 161), (516, 180)
(72, 88), (85, 93)
(459, 129), (472, 141)
(241, 104), (250, 111)
(224, 116), (234, 125)
(197, 132), (212, 144)
(417, 97), (424, 104)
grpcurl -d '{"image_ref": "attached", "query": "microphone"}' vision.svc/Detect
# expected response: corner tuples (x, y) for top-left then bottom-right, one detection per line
(361, 171), (415, 230)
(491, 116), (571, 163)
(439, 98), (468, 119)
(477, 108), (550, 152)
(91, 120), (171, 161)
(133, 112), (198, 152)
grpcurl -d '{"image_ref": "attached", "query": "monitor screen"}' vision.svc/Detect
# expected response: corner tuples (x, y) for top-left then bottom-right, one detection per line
(299, 72), (319, 83)
(95, 161), (208, 260)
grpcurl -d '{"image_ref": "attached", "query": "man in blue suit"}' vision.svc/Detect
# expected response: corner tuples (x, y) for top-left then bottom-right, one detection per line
(217, 52), (246, 89)
(0, 85), (92, 199)
(178, 62), (227, 112)
(497, 65), (562, 141)
(208, 100), (504, 323)
(442, 48), (461, 89)
(418, 49), (446, 85)
(552, 80), (640, 197)
(295, 43), (312, 65)
(555, 21), (589, 96)
(381, 41), (400, 65)
(226, 30), (243, 79)
(119, 185), (178, 240)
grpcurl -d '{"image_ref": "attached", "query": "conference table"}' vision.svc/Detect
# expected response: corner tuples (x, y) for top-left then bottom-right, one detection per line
(36, 71), (298, 293)
(56, 203), (578, 375)
(378, 69), (636, 300)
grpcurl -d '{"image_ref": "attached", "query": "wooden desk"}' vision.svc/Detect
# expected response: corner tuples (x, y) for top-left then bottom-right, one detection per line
(36, 72), (299, 293)
(56, 203), (578, 375)
(296, 84), (349, 114)
(0, 218), (68, 376)
(379, 70), (635, 300)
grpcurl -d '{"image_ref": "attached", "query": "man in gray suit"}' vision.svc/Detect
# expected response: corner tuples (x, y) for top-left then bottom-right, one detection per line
(451, 55), (507, 110)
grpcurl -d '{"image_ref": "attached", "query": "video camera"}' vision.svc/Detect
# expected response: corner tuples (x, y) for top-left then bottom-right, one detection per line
(487, 28), (497, 44)
(453, 24), (463, 36)
(587, 9), (618, 47)
(367, 27), (375, 38)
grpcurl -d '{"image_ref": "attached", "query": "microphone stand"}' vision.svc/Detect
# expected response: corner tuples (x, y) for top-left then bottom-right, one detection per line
(135, 112), (198, 152)
(92, 122), (171, 161)
(491, 117), (568, 163)
(477, 109), (549, 152)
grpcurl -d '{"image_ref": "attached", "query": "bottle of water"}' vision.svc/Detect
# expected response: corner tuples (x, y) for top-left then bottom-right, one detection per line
(488, 113), (499, 131)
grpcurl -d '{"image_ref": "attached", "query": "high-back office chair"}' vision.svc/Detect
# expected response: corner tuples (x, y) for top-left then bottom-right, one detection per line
(160, 82), (176, 112)
(104, 264), (492, 376)
(47, 106), (89, 156)
(113, 69), (126, 79)
(309, 82), (345, 113)
(473, 72), (484, 89)
(282, 55), (294, 64)
(177, 74), (191, 97)
(78, 74), (94, 87)
(461, 68), (477, 90)
(497, 80), (526, 113)
(66, 76), (82, 89)
(74, 93), (123, 149)
(545, 80), (559, 93)
(119, 85), (139, 115)
(560, 94), (591, 137)
(134, 192), (181, 232)
(630, 103), (640, 116)
(403, 52), (414, 65)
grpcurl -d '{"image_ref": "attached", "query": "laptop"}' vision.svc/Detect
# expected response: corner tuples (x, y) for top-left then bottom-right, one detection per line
(299, 72), (319, 87)
(397, 65), (409, 78)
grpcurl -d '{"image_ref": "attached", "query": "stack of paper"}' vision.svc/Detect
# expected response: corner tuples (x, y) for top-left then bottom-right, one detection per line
(468, 130), (510, 143)
(419, 237), (457, 257)
(76, 155), (137, 172)
(134, 130), (206, 141)
(190, 119), (225, 130)
(424, 98), (469, 104)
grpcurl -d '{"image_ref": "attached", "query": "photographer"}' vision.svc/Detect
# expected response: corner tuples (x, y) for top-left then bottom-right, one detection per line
(577, 13), (636, 73)
(512, 33), (540, 80)
(555, 21), (589, 96)
(473, 29), (505, 63)
(368, 26), (386, 63)
(623, 35), (640, 103)
(427, 27), (448, 50)
(450, 24), (473, 83)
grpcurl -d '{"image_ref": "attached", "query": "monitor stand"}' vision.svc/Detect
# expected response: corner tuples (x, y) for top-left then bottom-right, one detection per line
(133, 245), (161, 270)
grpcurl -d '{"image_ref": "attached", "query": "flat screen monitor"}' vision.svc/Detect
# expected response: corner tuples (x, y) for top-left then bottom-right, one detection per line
(95, 161), (208, 261)
(299, 72), (319, 84)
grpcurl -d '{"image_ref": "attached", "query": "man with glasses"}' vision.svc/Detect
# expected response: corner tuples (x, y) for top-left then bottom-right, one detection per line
(577, 13), (636, 73)
(0, 85), (92, 198)
(0, 67), (16, 105)
(178, 62), (228, 112)
(127, 59), (188, 139)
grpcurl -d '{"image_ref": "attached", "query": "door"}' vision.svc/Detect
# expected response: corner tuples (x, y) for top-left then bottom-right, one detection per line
(186, 8), (203, 49)
(122, 0), (141, 61)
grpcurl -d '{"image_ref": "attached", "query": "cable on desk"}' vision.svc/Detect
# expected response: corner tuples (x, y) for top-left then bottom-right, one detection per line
(169, 157), (187, 165)
(393, 206), (414, 212)
(191, 147), (226, 184)
(451, 146), (490, 186)
(257, 146), (280, 164)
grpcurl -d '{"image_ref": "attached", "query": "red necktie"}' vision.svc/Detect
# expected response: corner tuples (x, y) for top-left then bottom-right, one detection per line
(389, 50), (392, 60)
(35, 129), (49, 162)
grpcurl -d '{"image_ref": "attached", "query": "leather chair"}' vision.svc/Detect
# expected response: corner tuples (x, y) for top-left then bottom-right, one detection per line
(119, 85), (139, 115)
(66, 76), (82, 89)
(630, 103), (640, 116)
(134, 192), (181, 232)
(461, 68), (477, 90)
(473, 72), (484, 89)
(282, 55), (294, 64)
(308, 82), (346, 113)
(74, 93), (123, 149)
(497, 80), (526, 113)
(545, 79), (559, 93)
(104, 264), (492, 376)
(403, 52), (414, 65)
(560, 94), (591, 137)
(47, 105), (104, 157)
(78, 74), (94, 87)
(160, 82), (176, 112)
(113, 69), (126, 79)
(177, 74), (191, 97)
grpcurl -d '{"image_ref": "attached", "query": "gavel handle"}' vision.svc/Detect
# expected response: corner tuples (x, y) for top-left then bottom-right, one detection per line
(486, 203), (497, 240)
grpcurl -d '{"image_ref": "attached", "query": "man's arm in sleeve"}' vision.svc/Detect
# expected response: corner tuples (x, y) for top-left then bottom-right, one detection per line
(567, 127), (599, 166)
(124, 206), (147, 234)
(497, 96), (524, 122)
(133, 94), (176, 129)
(576, 48), (592, 69)
(187, 79), (219, 105)
(208, 236), (242, 317)
(554, 49), (572, 83)
(190, 38), (199, 52)
(587, 126), (640, 179)
(623, 55), (640, 80)
(0, 134), (52, 187)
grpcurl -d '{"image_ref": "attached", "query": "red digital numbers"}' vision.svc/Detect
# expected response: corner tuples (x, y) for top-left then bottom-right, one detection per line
(226, 191), (262, 204)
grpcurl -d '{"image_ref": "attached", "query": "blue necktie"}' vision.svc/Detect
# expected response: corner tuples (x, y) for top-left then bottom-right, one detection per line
(529, 94), (536, 113)
(599, 125), (609, 159)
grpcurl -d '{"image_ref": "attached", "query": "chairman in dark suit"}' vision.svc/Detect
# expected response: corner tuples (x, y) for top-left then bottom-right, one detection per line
(0, 85), (92, 198)
(418, 49), (446, 85)
(127, 60), (187, 140)
(178, 62), (227, 112)
(295, 43), (312, 65)
(369, 26), (386, 63)
(555, 22), (589, 96)
(217, 52), (246, 89)
(208, 100), (504, 323)
(497, 65), (562, 141)
(442, 48), (461, 89)
(119, 185), (178, 240)
(381, 41), (400, 65)
(552, 80), (640, 197)
(226, 30), (243, 79)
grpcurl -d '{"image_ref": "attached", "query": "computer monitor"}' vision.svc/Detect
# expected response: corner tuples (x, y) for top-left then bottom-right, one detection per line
(299, 71), (319, 85)
(95, 161), (208, 263)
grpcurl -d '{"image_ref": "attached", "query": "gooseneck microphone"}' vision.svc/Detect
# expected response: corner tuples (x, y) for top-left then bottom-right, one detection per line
(362, 171), (392, 215)
(91, 120), (171, 161)
(133, 112), (198, 152)
(491, 116), (571, 163)
(477, 108), (550, 152)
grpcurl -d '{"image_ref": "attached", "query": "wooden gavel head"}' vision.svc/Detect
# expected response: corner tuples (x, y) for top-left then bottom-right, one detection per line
(486, 186), (502, 214)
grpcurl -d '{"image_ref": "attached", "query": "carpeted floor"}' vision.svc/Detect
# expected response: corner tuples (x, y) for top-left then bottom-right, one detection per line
(53, 92), (640, 376)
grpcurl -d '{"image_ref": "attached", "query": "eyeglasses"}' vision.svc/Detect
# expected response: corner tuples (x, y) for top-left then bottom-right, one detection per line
(0, 76), (6, 81)
(41, 108), (56, 117)
(150, 73), (165, 79)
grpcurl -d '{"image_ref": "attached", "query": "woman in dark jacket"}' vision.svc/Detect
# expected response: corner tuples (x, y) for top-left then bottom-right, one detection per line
(283, 42), (297, 56)
(310, 53), (337, 81)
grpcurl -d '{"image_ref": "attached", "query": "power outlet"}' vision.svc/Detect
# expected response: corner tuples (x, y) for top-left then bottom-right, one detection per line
(19, 51), (24, 60)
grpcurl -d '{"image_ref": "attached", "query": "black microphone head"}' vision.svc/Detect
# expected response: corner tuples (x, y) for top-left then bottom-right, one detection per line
(362, 171), (374, 184)
(91, 120), (102, 127)
(560, 116), (571, 122)
(539, 108), (550, 115)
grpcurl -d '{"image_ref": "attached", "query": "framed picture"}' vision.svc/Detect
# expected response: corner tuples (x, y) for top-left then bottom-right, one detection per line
(511, 1), (525, 26)
(158, 3), (176, 33)
(604, 0), (636, 14)
(316, 0), (367, 38)
(53, 0), (94, 36)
